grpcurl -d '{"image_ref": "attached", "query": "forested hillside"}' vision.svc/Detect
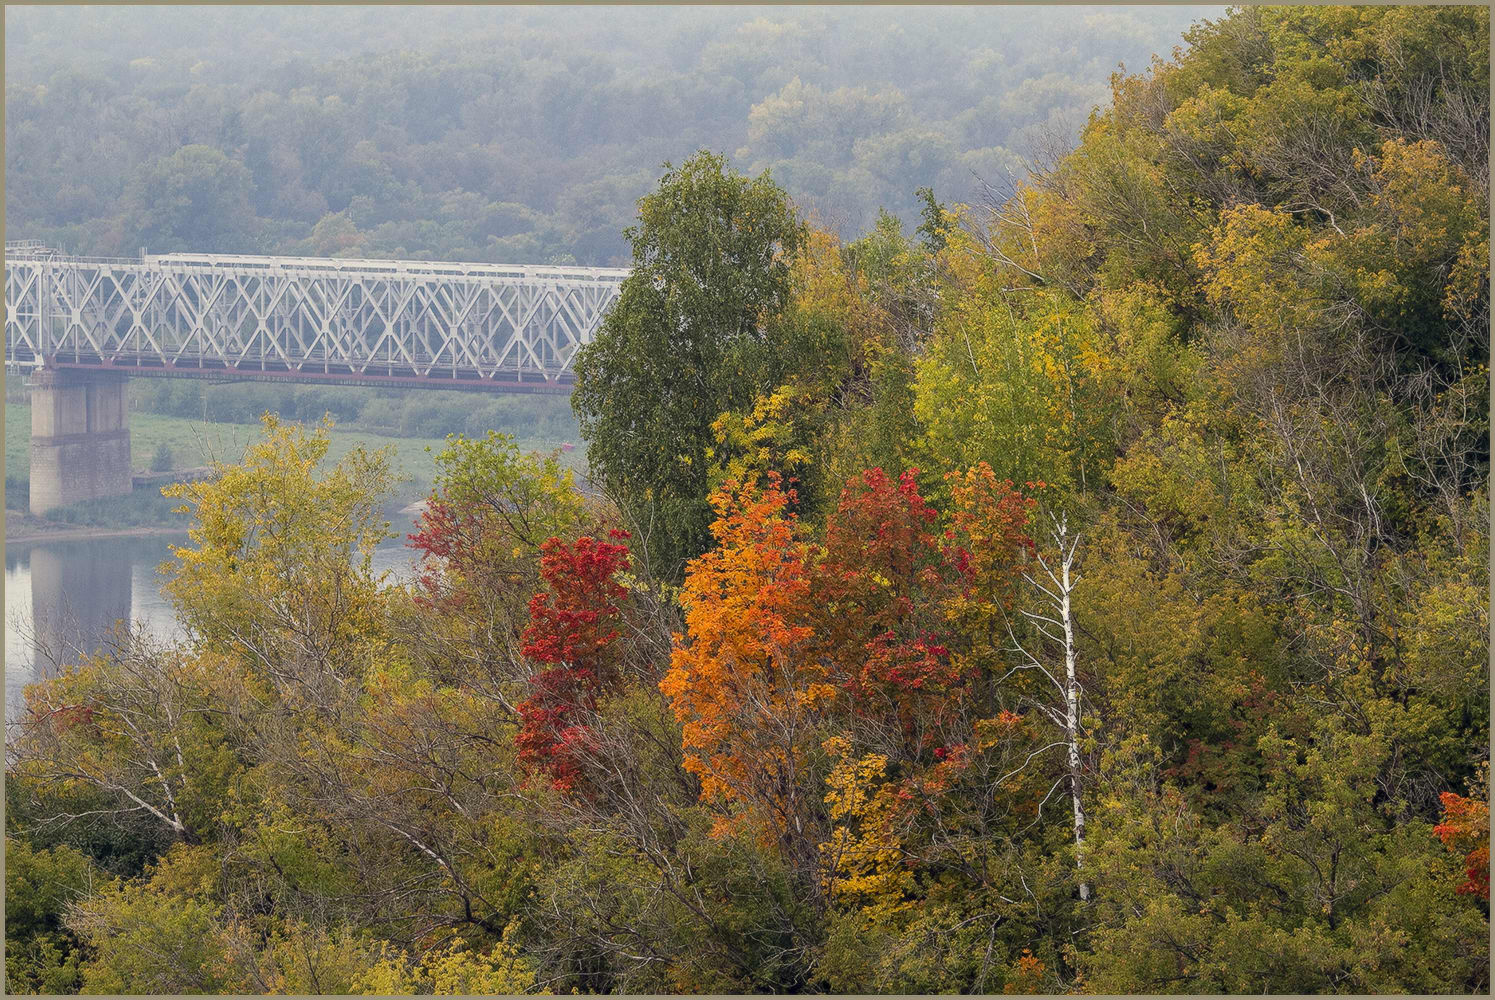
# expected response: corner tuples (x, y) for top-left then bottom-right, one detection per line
(5, 5), (1213, 263)
(7, 6), (1490, 995)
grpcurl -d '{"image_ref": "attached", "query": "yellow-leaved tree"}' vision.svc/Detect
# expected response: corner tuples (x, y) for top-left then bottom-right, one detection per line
(162, 413), (394, 703)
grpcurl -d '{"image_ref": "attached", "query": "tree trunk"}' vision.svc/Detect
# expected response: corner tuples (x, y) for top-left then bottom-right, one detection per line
(1061, 545), (1089, 902)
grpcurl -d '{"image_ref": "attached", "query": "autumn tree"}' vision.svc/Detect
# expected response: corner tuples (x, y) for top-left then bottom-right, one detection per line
(1435, 763), (1491, 903)
(813, 467), (966, 748)
(403, 431), (587, 704)
(660, 474), (830, 868)
(8, 638), (240, 848)
(161, 413), (394, 706)
(515, 531), (633, 792)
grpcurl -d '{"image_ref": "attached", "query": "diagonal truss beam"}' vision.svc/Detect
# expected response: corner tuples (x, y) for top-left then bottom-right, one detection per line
(4, 250), (628, 389)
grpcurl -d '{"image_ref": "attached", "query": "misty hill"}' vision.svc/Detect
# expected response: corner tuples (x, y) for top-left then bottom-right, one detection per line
(5, 5), (1218, 265)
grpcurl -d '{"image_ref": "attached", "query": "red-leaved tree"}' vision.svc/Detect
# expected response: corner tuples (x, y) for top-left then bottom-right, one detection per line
(815, 468), (970, 748)
(516, 531), (632, 792)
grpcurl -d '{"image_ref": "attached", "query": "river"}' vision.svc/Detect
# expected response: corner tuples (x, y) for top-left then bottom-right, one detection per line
(5, 520), (423, 720)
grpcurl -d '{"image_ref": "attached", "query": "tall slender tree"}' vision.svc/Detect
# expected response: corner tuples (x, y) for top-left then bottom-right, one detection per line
(572, 151), (807, 581)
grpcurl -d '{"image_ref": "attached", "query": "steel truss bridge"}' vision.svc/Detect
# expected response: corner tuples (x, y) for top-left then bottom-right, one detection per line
(4, 244), (629, 392)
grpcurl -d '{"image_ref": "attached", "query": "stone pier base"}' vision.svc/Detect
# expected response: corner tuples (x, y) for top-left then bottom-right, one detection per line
(29, 369), (132, 516)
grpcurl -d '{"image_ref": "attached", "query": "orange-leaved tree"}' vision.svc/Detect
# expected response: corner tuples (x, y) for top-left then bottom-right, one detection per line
(660, 474), (832, 862)
(1435, 765), (1490, 902)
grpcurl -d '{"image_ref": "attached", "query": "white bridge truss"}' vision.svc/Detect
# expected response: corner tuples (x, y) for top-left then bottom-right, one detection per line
(4, 247), (628, 391)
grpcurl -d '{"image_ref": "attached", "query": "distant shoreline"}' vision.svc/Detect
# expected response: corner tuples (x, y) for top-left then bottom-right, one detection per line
(3, 520), (189, 546)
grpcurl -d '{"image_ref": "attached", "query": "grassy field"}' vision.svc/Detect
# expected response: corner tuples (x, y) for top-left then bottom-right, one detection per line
(5, 403), (585, 516)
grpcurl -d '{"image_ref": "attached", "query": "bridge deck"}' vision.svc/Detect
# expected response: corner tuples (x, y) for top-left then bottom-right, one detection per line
(5, 246), (627, 391)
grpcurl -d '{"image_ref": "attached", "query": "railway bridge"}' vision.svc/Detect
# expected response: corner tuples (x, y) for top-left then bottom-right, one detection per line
(4, 243), (628, 513)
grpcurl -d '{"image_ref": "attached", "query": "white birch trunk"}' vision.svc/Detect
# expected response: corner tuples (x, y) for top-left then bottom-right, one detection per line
(1003, 512), (1091, 903)
(1059, 535), (1089, 902)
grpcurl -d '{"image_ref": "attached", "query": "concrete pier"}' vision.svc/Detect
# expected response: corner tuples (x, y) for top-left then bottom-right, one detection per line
(29, 369), (132, 516)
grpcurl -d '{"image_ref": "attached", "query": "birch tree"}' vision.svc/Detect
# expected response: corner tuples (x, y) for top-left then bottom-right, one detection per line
(1003, 510), (1091, 901)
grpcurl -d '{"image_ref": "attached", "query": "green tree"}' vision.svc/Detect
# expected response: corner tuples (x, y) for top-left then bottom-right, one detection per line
(4, 838), (94, 995)
(914, 186), (949, 254)
(1079, 730), (1491, 994)
(149, 441), (173, 473)
(124, 144), (258, 254)
(67, 852), (254, 995)
(572, 150), (808, 580)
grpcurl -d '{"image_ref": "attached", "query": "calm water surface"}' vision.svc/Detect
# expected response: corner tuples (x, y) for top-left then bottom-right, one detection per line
(5, 520), (421, 720)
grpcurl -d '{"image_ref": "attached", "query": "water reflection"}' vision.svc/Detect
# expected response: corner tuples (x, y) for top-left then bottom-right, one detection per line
(5, 534), (186, 719)
(5, 523), (420, 720)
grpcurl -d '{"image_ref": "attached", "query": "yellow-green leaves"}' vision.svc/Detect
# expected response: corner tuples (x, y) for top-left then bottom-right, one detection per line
(351, 922), (543, 995)
(913, 268), (1115, 497)
(163, 413), (394, 691)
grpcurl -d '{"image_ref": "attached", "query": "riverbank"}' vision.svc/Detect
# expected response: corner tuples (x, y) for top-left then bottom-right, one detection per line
(6, 403), (583, 506)
(4, 491), (427, 545)
(7, 403), (455, 500)
(3, 402), (586, 543)
(3, 515), (190, 546)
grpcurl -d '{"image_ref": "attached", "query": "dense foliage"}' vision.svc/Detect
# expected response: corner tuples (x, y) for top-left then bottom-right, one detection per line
(7, 7), (1489, 994)
(5, 5), (1212, 263)
(573, 152), (813, 578)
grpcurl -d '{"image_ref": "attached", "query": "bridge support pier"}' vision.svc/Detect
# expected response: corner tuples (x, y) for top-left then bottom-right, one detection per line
(29, 369), (133, 516)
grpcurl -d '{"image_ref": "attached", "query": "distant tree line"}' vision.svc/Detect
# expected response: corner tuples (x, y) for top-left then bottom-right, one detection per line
(5, 5), (1212, 264)
(128, 379), (580, 445)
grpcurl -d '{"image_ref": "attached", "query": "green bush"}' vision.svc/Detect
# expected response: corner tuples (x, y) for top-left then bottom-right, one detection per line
(149, 441), (174, 472)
